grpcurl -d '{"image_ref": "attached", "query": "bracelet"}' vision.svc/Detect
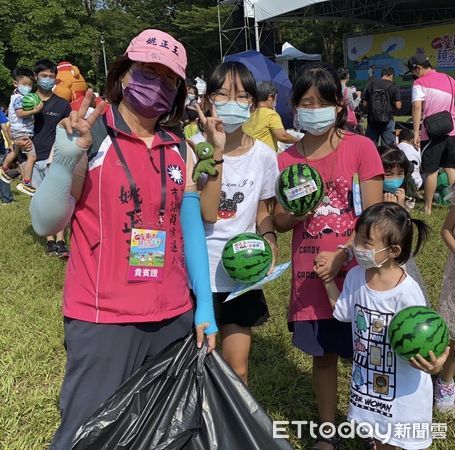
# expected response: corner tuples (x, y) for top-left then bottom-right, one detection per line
(337, 244), (353, 263)
(262, 231), (277, 240)
(214, 159), (224, 165)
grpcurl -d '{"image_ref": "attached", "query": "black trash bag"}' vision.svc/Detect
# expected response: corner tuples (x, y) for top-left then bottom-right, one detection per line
(71, 333), (295, 450)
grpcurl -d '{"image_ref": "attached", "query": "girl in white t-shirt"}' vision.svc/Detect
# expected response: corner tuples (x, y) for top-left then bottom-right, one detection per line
(196, 61), (279, 384)
(322, 202), (449, 450)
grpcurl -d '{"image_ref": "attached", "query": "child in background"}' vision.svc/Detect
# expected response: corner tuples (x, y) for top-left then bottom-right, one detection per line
(273, 63), (383, 450)
(323, 202), (449, 450)
(397, 128), (422, 190)
(378, 145), (416, 209)
(435, 186), (455, 411)
(379, 144), (429, 303)
(0, 68), (42, 196)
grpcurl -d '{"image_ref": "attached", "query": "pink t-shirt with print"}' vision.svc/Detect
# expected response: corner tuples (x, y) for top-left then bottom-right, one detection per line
(412, 70), (455, 141)
(278, 132), (383, 322)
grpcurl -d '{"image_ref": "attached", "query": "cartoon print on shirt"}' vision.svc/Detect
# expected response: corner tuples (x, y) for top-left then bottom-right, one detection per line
(217, 191), (244, 220)
(167, 164), (184, 185)
(351, 305), (397, 418)
(305, 176), (353, 236)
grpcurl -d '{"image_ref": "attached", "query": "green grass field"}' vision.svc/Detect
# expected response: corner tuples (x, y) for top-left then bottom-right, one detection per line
(0, 194), (453, 449)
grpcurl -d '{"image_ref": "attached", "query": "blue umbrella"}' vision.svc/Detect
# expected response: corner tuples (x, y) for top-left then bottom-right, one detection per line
(225, 50), (293, 128)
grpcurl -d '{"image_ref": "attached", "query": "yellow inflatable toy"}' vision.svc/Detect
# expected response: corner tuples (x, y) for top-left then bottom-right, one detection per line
(56, 61), (88, 110)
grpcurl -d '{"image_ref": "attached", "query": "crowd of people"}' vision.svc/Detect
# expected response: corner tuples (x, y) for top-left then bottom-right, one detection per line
(1, 27), (455, 450)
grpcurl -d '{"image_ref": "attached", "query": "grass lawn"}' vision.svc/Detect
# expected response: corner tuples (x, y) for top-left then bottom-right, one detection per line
(0, 193), (454, 449)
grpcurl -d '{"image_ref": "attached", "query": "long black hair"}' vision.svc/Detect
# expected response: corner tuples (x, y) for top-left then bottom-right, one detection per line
(355, 202), (429, 265)
(378, 145), (417, 198)
(291, 62), (347, 130)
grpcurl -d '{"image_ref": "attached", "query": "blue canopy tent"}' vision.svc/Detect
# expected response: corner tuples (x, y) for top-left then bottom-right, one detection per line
(224, 50), (293, 128)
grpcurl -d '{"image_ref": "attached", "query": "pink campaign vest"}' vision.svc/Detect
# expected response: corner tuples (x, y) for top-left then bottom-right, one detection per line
(63, 105), (192, 323)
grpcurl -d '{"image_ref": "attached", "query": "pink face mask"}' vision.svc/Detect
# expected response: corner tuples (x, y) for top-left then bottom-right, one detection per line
(123, 69), (177, 118)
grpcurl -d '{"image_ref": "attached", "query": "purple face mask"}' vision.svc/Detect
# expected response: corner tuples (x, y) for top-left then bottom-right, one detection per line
(123, 69), (177, 118)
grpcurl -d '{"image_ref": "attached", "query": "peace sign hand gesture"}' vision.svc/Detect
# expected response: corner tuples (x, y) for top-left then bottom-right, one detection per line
(55, 89), (106, 168)
(195, 102), (226, 152)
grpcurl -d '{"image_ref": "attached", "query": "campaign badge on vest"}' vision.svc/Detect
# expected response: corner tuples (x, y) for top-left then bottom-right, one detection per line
(128, 228), (166, 282)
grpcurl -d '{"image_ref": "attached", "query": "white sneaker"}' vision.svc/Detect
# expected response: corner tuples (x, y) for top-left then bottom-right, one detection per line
(434, 376), (455, 412)
(16, 182), (36, 197)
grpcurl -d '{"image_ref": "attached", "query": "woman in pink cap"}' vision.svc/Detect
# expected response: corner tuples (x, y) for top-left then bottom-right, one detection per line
(31, 30), (217, 449)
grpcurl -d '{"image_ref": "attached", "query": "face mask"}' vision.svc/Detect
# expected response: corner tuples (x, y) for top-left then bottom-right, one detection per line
(123, 69), (177, 119)
(352, 243), (390, 269)
(188, 94), (196, 102)
(18, 85), (32, 96)
(296, 106), (336, 136)
(383, 176), (404, 193)
(214, 100), (250, 134)
(37, 77), (55, 91)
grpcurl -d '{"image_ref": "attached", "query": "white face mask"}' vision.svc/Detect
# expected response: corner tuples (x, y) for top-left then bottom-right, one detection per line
(296, 106), (336, 136)
(352, 243), (390, 269)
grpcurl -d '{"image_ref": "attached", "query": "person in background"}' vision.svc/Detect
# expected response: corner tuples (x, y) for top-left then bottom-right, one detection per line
(368, 64), (376, 80)
(0, 67), (42, 196)
(435, 188), (455, 412)
(0, 108), (13, 204)
(408, 52), (455, 215)
(363, 67), (401, 146)
(32, 59), (72, 257)
(397, 128), (422, 190)
(243, 81), (299, 151)
(337, 68), (360, 129)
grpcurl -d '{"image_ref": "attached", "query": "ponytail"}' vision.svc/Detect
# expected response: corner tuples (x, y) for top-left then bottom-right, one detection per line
(410, 218), (430, 258)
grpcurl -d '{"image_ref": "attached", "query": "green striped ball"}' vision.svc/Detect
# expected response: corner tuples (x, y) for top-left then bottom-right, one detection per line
(388, 306), (449, 361)
(22, 93), (41, 111)
(222, 233), (272, 283)
(275, 163), (324, 216)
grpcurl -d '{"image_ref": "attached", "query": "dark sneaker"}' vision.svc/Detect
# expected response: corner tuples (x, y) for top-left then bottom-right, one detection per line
(56, 240), (70, 259)
(45, 240), (57, 254)
(0, 167), (12, 184)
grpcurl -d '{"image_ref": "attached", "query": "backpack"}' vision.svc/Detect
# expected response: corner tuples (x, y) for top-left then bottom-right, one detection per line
(370, 83), (392, 123)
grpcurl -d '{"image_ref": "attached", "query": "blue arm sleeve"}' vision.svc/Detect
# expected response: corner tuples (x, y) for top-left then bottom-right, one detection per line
(30, 127), (84, 236)
(180, 192), (218, 335)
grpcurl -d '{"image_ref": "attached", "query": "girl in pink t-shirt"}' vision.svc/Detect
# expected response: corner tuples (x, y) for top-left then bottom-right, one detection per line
(274, 63), (383, 450)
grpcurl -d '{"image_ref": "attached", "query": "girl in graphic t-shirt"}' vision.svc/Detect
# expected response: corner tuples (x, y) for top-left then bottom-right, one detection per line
(197, 61), (279, 385)
(273, 63), (384, 450)
(324, 202), (449, 450)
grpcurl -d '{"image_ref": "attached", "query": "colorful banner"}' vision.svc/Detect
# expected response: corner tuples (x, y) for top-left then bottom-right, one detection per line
(345, 23), (455, 89)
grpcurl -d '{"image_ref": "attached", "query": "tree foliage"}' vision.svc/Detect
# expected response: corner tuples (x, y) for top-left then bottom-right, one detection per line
(0, 0), (375, 105)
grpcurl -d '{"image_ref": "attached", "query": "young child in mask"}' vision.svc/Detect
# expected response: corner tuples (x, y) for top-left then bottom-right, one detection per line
(197, 61), (279, 385)
(379, 145), (417, 210)
(273, 63), (384, 449)
(323, 202), (448, 450)
(0, 67), (42, 196)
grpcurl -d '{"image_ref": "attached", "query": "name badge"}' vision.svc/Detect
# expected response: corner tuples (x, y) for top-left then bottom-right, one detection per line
(127, 228), (166, 282)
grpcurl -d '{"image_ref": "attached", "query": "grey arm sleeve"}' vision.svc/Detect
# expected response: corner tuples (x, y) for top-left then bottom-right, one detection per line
(30, 127), (84, 236)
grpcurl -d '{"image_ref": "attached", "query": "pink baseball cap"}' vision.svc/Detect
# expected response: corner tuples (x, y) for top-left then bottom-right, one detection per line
(125, 29), (187, 79)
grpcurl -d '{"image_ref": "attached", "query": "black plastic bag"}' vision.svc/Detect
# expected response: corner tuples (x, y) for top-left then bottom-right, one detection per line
(71, 333), (295, 450)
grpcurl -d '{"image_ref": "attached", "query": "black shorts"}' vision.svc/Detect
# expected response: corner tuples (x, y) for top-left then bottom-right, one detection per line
(213, 290), (269, 328)
(421, 136), (455, 174)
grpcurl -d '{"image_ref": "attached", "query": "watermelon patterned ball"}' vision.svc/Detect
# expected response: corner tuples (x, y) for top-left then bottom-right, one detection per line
(276, 163), (324, 216)
(22, 93), (41, 111)
(388, 306), (449, 361)
(222, 232), (273, 284)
